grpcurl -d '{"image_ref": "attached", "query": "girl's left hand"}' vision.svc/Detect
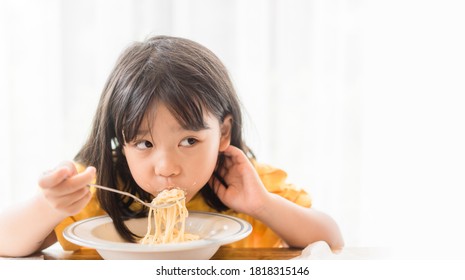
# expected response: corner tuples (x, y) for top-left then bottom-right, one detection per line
(211, 145), (270, 216)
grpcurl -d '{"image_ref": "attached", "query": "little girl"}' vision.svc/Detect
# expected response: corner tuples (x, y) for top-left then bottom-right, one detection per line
(0, 35), (343, 257)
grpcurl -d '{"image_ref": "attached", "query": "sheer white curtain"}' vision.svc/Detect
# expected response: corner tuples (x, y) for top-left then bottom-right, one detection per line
(1, 0), (465, 251)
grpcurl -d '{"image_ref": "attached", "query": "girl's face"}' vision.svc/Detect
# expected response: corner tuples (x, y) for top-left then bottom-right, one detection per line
(123, 103), (231, 202)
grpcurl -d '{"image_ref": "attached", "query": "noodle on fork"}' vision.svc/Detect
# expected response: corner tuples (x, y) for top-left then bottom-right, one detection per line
(139, 188), (199, 244)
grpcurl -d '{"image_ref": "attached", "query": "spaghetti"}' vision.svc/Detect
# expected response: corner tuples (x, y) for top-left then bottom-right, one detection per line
(139, 188), (199, 244)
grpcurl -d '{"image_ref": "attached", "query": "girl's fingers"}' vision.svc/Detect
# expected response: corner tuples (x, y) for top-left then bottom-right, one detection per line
(61, 166), (95, 191)
(210, 176), (226, 200)
(38, 164), (74, 189)
(37, 161), (96, 215)
(222, 145), (240, 157)
(222, 145), (250, 165)
(44, 184), (92, 215)
(50, 167), (96, 197)
(62, 186), (92, 214)
(68, 190), (92, 215)
(39, 163), (96, 196)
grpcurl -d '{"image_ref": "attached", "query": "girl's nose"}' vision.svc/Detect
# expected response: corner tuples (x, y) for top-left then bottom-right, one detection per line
(153, 151), (180, 178)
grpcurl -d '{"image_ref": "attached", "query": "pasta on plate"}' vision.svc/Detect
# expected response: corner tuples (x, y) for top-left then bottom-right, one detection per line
(139, 188), (199, 244)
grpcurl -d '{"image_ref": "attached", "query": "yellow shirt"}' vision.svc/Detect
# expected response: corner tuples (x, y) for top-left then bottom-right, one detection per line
(55, 162), (312, 250)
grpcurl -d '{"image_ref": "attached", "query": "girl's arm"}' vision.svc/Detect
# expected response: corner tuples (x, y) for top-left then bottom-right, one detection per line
(0, 162), (94, 257)
(213, 145), (344, 251)
(250, 193), (344, 250)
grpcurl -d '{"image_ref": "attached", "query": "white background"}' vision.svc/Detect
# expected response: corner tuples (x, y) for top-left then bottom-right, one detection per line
(1, 0), (465, 254)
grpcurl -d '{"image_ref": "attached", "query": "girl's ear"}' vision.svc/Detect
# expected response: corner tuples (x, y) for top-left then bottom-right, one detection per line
(219, 115), (232, 152)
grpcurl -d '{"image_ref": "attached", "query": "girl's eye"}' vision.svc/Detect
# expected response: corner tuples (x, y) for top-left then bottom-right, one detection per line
(179, 137), (198, 147)
(135, 140), (153, 150)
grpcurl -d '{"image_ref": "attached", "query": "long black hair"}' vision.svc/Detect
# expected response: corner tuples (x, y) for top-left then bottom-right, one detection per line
(74, 36), (253, 242)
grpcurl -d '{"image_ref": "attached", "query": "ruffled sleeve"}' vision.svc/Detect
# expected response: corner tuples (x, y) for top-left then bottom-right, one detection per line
(255, 161), (312, 208)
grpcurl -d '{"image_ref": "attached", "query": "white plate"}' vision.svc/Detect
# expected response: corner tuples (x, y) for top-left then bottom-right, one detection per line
(63, 211), (252, 260)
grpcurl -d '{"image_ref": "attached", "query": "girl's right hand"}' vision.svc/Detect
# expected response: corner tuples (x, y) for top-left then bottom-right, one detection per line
(37, 161), (95, 217)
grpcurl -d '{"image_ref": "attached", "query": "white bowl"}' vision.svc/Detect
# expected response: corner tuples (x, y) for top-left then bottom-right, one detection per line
(63, 211), (252, 260)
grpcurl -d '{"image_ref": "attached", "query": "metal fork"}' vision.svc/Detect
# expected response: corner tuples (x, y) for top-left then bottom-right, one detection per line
(87, 184), (182, 209)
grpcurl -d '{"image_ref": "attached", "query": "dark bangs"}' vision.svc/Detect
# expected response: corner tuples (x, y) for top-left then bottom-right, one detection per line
(114, 55), (226, 144)
(113, 74), (212, 146)
(158, 76), (214, 131)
